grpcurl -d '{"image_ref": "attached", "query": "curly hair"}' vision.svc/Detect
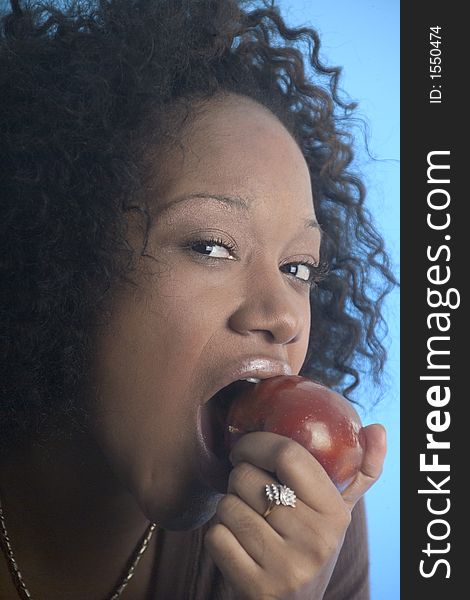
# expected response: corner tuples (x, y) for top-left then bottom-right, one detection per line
(0, 0), (395, 451)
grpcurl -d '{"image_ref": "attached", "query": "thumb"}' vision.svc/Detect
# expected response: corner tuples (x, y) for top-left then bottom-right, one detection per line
(341, 423), (387, 509)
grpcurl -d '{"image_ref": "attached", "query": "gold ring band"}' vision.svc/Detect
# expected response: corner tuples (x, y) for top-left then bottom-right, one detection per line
(262, 502), (278, 518)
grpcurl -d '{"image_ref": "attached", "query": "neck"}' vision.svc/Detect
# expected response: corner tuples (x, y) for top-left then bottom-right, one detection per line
(0, 431), (158, 600)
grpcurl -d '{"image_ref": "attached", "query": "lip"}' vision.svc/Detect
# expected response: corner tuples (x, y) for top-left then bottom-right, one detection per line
(201, 356), (293, 407)
(196, 356), (292, 493)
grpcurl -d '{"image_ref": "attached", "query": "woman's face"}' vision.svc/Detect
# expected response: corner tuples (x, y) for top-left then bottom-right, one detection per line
(90, 95), (321, 530)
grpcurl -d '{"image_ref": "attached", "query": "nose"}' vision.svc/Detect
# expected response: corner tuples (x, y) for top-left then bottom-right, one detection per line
(228, 271), (307, 345)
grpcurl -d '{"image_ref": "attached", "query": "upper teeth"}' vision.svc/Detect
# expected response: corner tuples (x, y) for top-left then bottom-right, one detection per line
(243, 377), (261, 383)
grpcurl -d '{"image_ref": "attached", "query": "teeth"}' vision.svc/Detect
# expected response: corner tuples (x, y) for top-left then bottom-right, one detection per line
(243, 377), (261, 384)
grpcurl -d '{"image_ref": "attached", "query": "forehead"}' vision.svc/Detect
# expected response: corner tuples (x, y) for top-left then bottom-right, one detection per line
(161, 94), (315, 219)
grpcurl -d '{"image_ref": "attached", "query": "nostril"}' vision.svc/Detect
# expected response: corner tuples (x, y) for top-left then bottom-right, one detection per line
(228, 300), (303, 346)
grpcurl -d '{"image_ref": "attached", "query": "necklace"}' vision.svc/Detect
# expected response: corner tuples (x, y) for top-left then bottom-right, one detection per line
(0, 495), (157, 600)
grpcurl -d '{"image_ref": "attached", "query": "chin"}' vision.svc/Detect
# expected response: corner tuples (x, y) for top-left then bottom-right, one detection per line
(141, 480), (223, 531)
(163, 493), (222, 531)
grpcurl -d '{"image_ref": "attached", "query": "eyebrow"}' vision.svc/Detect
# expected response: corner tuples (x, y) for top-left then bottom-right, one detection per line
(154, 192), (251, 218)
(154, 191), (322, 232)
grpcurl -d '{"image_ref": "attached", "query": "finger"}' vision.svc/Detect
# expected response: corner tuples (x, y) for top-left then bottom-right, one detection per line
(204, 521), (261, 588)
(226, 459), (316, 542)
(215, 491), (283, 565)
(342, 424), (387, 509)
(229, 431), (340, 514)
(227, 460), (295, 520)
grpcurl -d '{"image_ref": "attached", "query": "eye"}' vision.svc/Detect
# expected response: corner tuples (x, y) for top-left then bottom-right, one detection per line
(284, 263), (311, 281)
(280, 260), (329, 286)
(281, 263), (314, 282)
(189, 237), (236, 260)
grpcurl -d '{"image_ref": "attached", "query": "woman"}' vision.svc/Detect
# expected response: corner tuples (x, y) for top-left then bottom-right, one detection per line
(0, 0), (395, 598)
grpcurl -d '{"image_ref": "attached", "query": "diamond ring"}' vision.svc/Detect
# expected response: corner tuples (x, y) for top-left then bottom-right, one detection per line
(262, 483), (297, 518)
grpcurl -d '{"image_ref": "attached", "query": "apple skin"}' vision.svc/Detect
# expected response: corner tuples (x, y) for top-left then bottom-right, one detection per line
(224, 375), (364, 491)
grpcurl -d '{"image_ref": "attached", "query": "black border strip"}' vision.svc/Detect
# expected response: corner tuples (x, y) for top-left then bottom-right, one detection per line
(401, 4), (463, 596)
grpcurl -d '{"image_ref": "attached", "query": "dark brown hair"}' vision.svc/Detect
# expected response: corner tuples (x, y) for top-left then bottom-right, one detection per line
(0, 0), (395, 450)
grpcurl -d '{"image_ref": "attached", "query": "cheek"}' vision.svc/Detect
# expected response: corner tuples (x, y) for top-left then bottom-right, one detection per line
(88, 292), (219, 521)
(90, 264), (229, 442)
(289, 298), (311, 372)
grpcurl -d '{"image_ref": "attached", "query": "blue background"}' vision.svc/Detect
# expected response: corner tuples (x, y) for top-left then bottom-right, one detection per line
(276, 2), (400, 598)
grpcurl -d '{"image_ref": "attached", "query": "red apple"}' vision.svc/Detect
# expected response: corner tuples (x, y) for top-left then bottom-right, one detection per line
(224, 375), (364, 491)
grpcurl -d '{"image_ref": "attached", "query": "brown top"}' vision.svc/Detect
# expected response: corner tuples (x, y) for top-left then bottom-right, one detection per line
(0, 498), (368, 599)
(149, 498), (370, 599)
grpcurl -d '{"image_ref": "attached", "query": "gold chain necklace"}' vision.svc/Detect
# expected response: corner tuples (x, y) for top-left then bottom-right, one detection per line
(0, 495), (157, 600)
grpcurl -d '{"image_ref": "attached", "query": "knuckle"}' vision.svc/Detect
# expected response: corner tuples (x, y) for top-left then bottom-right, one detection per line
(242, 585), (273, 600)
(333, 501), (352, 530)
(275, 439), (301, 468)
(282, 561), (314, 596)
(216, 493), (243, 519)
(250, 579), (283, 600)
(312, 529), (341, 563)
(339, 505), (352, 529)
(217, 496), (263, 544)
(229, 461), (259, 490)
(238, 514), (260, 538)
(303, 518), (343, 564)
(326, 497), (352, 529)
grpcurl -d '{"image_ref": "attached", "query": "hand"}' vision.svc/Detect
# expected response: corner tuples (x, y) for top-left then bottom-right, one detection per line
(204, 425), (386, 600)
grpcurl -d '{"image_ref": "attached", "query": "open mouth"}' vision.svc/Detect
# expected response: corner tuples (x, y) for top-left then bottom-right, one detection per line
(200, 379), (255, 460)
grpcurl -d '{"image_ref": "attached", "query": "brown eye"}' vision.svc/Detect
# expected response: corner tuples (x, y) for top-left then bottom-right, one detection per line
(284, 263), (311, 281)
(280, 262), (314, 284)
(280, 260), (329, 286)
(190, 239), (236, 260)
